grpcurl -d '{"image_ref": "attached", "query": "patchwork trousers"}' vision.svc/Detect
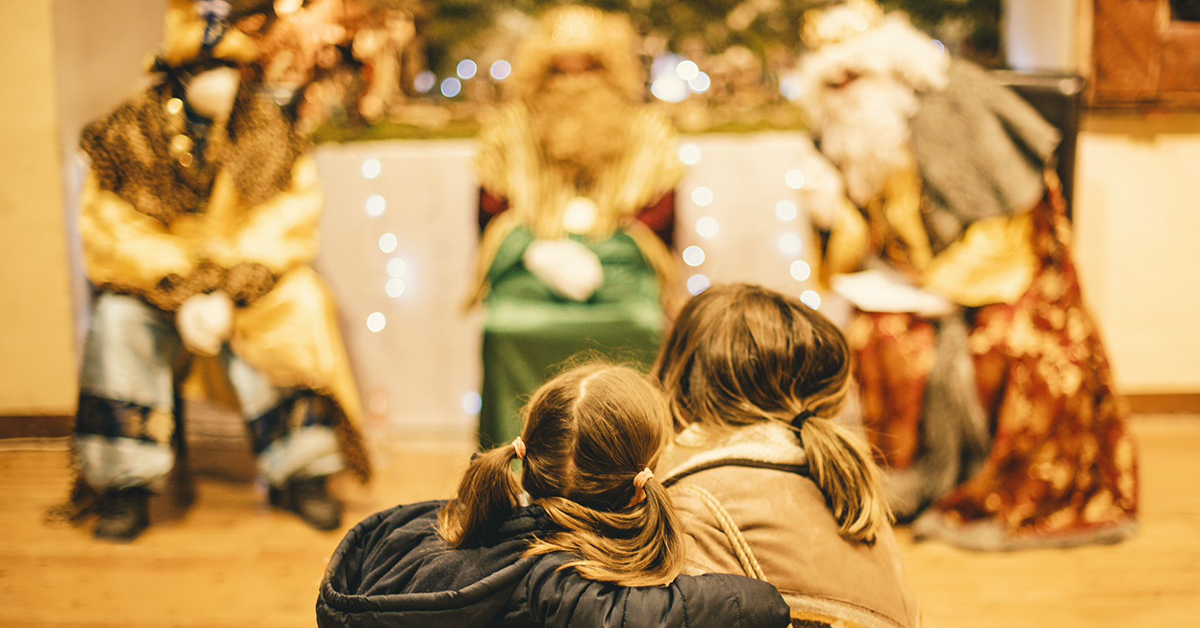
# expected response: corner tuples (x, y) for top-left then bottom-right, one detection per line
(74, 292), (344, 492)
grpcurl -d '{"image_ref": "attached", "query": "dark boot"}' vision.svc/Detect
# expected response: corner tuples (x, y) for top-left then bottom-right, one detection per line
(270, 476), (342, 531)
(94, 487), (150, 542)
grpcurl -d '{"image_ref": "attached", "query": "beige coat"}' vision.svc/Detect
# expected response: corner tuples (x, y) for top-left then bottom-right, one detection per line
(659, 421), (919, 628)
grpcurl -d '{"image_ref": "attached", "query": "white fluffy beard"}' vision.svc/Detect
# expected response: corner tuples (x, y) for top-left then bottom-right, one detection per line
(808, 74), (919, 207)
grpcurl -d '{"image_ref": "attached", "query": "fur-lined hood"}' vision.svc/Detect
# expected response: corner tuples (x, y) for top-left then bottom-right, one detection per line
(80, 82), (306, 225)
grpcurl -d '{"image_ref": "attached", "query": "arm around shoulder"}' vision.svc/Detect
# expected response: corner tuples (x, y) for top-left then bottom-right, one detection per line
(520, 554), (790, 628)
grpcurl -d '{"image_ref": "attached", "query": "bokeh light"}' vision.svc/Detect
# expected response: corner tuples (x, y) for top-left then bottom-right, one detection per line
(440, 78), (462, 98)
(785, 169), (807, 190)
(366, 312), (386, 332)
(695, 216), (719, 239)
(777, 232), (803, 256)
(490, 60), (512, 81)
(386, 278), (405, 298)
(365, 195), (386, 217)
(775, 200), (798, 221)
(378, 233), (397, 253)
(790, 260), (812, 281)
(456, 59), (477, 80)
(687, 274), (712, 296)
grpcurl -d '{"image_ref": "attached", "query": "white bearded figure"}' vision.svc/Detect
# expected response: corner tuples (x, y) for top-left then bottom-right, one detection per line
(793, 0), (1138, 550)
(798, 8), (948, 210)
(471, 6), (683, 448)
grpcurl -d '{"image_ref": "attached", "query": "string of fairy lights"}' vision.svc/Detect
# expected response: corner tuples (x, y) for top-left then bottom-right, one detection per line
(358, 154), (485, 419)
(412, 58), (516, 98)
(359, 157), (396, 335)
(676, 141), (821, 309)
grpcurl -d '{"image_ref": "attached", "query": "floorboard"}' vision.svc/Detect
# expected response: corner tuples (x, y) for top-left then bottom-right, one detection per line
(0, 416), (1196, 628)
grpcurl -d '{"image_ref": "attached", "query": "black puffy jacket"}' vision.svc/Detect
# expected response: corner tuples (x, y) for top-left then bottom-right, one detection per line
(317, 500), (791, 628)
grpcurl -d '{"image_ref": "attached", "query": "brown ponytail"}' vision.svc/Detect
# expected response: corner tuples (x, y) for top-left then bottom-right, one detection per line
(797, 418), (889, 542)
(438, 442), (523, 546)
(529, 475), (682, 587)
(653, 283), (891, 543)
(440, 363), (684, 587)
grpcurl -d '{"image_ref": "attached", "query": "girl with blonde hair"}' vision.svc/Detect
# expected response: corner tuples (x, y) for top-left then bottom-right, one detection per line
(654, 284), (919, 628)
(318, 363), (790, 628)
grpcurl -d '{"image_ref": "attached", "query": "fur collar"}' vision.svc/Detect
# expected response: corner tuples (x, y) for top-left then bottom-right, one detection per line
(81, 83), (305, 224)
(661, 420), (807, 483)
(794, 16), (950, 101)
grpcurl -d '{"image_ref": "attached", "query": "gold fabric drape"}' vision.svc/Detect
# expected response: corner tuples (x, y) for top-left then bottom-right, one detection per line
(81, 156), (370, 481)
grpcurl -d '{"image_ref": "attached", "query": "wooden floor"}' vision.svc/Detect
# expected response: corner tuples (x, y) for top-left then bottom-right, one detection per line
(1, 416), (1197, 628)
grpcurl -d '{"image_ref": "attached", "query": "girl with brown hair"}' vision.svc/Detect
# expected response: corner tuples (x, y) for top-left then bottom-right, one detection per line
(317, 363), (790, 628)
(654, 284), (919, 628)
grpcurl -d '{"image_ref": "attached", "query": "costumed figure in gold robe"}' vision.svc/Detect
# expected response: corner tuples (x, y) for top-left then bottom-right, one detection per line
(793, 0), (1137, 549)
(70, 0), (369, 541)
(471, 6), (683, 447)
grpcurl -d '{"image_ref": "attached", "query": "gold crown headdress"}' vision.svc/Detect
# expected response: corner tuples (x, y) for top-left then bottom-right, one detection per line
(801, 0), (885, 49)
(547, 5), (605, 47)
(509, 5), (642, 99)
(155, 0), (272, 70)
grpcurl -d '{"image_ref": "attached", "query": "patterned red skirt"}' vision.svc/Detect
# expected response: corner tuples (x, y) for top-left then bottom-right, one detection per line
(850, 191), (1138, 549)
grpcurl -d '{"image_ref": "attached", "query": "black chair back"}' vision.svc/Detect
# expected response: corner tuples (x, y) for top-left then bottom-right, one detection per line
(988, 71), (1084, 219)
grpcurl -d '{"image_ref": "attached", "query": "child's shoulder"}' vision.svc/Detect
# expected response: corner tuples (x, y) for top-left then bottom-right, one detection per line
(512, 553), (791, 628)
(367, 499), (445, 528)
(320, 502), (561, 626)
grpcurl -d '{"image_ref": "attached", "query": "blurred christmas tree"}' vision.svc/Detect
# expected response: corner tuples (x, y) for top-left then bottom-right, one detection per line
(416, 0), (1002, 74)
(416, 0), (498, 74)
(309, 0), (1005, 140)
(413, 1), (827, 73)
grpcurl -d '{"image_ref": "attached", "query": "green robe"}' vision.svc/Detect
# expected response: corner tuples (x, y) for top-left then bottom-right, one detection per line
(478, 227), (663, 447)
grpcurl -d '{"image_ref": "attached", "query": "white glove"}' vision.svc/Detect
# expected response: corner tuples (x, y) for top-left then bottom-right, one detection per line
(185, 67), (241, 122)
(177, 292), (234, 357)
(793, 143), (848, 230)
(523, 239), (605, 302)
(831, 269), (957, 318)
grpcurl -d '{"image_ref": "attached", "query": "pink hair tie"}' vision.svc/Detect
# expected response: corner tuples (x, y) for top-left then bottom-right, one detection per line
(632, 467), (654, 503)
(511, 437), (527, 460)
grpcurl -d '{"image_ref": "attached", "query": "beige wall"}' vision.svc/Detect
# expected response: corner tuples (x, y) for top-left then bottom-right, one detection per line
(1004, 0), (1200, 393)
(53, 0), (166, 352)
(1004, 0), (1080, 72)
(0, 1), (77, 414)
(0, 1), (164, 415)
(1074, 114), (1200, 393)
(1054, 2), (1200, 393)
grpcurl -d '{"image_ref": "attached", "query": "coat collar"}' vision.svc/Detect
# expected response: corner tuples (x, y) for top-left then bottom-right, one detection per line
(660, 420), (808, 484)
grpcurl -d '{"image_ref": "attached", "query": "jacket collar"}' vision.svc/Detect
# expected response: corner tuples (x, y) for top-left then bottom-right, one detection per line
(487, 504), (559, 541)
(660, 420), (808, 483)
